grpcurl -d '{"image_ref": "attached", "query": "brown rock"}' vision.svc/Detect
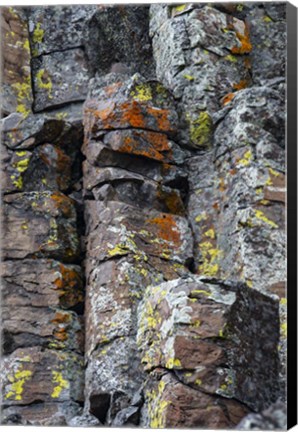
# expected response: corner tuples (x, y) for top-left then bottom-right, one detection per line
(2, 192), (80, 262)
(1, 347), (84, 405)
(1, 7), (33, 116)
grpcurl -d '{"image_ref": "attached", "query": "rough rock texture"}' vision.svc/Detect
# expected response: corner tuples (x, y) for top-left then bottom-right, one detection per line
(1, 3), (286, 429)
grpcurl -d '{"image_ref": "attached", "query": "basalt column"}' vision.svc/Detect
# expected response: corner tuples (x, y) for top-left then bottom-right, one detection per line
(82, 74), (194, 425)
(150, 2), (286, 400)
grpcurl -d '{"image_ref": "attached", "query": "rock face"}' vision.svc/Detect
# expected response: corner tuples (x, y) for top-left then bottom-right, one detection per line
(1, 3), (286, 429)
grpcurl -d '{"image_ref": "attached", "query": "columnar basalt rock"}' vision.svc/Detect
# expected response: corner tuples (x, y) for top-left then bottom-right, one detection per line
(149, 1), (286, 403)
(1, 3), (287, 428)
(82, 76), (194, 425)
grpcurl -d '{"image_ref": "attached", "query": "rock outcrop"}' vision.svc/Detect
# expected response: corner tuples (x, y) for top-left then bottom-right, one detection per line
(1, 3), (287, 429)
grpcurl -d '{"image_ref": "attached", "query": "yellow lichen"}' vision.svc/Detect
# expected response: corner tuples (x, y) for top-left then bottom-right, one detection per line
(5, 368), (32, 401)
(198, 241), (222, 277)
(225, 54), (238, 62)
(183, 74), (195, 81)
(195, 379), (202, 386)
(171, 3), (187, 13)
(51, 371), (69, 398)
(108, 243), (130, 257)
(268, 167), (280, 177)
(246, 279), (253, 288)
(165, 358), (182, 369)
(280, 322), (287, 338)
(36, 69), (53, 98)
(254, 209), (278, 229)
(280, 297), (287, 306)
(131, 84), (152, 102)
(204, 228), (215, 239)
(263, 15), (273, 22)
(147, 380), (171, 428)
(11, 75), (32, 117)
(237, 149), (252, 167)
(195, 212), (207, 223)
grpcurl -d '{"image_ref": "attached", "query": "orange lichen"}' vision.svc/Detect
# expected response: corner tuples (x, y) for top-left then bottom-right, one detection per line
(146, 214), (180, 244)
(121, 101), (147, 128)
(157, 188), (185, 216)
(147, 106), (172, 132)
(222, 93), (235, 106)
(50, 192), (73, 218)
(119, 131), (172, 162)
(51, 311), (71, 324)
(231, 25), (252, 54)
(233, 79), (249, 91)
(53, 328), (68, 341)
(54, 263), (81, 290)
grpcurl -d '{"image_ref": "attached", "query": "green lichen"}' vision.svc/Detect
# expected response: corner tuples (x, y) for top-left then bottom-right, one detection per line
(32, 22), (44, 44)
(183, 74), (195, 81)
(188, 111), (213, 147)
(225, 54), (238, 62)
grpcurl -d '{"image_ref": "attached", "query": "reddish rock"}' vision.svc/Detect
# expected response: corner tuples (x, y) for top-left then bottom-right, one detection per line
(84, 200), (192, 266)
(142, 372), (249, 429)
(1, 347), (84, 405)
(1, 7), (33, 116)
(2, 192), (80, 262)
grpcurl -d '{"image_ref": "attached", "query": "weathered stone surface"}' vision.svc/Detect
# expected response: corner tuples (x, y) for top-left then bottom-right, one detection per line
(150, 4), (252, 147)
(137, 277), (280, 411)
(1, 110), (83, 152)
(85, 200), (193, 266)
(84, 256), (186, 359)
(85, 6), (154, 78)
(141, 372), (249, 429)
(83, 75), (179, 139)
(95, 129), (185, 164)
(237, 400), (287, 430)
(2, 192), (80, 262)
(1, 259), (83, 310)
(27, 5), (98, 56)
(0, 347), (84, 405)
(1, 7), (33, 117)
(247, 4), (286, 85)
(82, 142), (188, 188)
(84, 337), (145, 425)
(1, 401), (82, 426)
(67, 413), (101, 427)
(2, 144), (72, 193)
(32, 49), (91, 112)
